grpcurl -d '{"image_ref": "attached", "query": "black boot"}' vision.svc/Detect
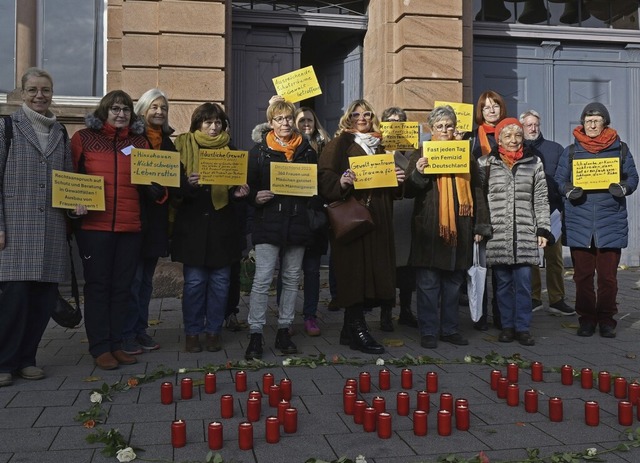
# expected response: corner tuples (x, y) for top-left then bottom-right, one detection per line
(380, 306), (394, 332)
(339, 310), (350, 345)
(398, 306), (418, 327)
(349, 309), (385, 354)
(245, 333), (263, 360)
(275, 328), (298, 355)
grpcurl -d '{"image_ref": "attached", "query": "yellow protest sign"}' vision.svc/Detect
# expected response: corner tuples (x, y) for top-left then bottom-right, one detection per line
(349, 154), (398, 190)
(52, 170), (105, 210)
(422, 140), (470, 174)
(380, 122), (419, 150)
(434, 101), (474, 133)
(131, 149), (181, 187)
(198, 149), (249, 185)
(573, 157), (620, 190)
(272, 66), (322, 103)
(270, 162), (317, 197)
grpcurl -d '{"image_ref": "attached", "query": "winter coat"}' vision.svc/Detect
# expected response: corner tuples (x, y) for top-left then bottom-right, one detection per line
(478, 148), (551, 266)
(391, 150), (413, 267)
(471, 128), (497, 160)
(318, 131), (399, 308)
(524, 134), (564, 213)
(71, 115), (149, 233)
(554, 136), (639, 249)
(404, 148), (491, 271)
(247, 123), (318, 248)
(0, 108), (72, 282)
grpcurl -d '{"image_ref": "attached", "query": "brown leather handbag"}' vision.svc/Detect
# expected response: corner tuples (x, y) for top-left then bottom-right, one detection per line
(325, 193), (375, 244)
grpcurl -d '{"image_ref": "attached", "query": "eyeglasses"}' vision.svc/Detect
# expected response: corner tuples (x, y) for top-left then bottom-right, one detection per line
(110, 106), (132, 115)
(584, 118), (604, 126)
(432, 123), (455, 132)
(524, 123), (540, 129)
(482, 104), (501, 113)
(24, 87), (52, 97)
(351, 111), (373, 120)
(272, 115), (294, 124)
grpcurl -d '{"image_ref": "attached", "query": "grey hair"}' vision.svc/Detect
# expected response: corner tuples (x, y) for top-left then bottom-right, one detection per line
(381, 107), (407, 122)
(21, 67), (53, 89)
(519, 109), (541, 124)
(134, 88), (171, 134)
(427, 105), (457, 128)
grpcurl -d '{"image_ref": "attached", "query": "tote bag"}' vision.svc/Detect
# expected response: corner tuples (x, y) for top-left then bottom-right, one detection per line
(467, 241), (487, 323)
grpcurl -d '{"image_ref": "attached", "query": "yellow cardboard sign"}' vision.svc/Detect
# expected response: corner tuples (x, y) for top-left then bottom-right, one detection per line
(131, 149), (181, 187)
(422, 140), (470, 174)
(51, 170), (105, 211)
(573, 157), (620, 190)
(349, 154), (398, 190)
(434, 101), (474, 133)
(380, 122), (419, 150)
(270, 162), (317, 197)
(198, 149), (249, 185)
(272, 66), (322, 103)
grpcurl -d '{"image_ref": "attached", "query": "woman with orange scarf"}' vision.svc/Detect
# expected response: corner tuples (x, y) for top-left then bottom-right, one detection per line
(405, 105), (490, 349)
(555, 102), (638, 338)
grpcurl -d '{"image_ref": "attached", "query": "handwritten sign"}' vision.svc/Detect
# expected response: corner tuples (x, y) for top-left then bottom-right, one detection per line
(434, 101), (474, 133)
(198, 149), (249, 185)
(52, 170), (105, 210)
(349, 154), (397, 190)
(380, 122), (419, 150)
(272, 66), (322, 103)
(422, 140), (470, 174)
(573, 157), (620, 190)
(270, 162), (317, 196)
(131, 149), (180, 187)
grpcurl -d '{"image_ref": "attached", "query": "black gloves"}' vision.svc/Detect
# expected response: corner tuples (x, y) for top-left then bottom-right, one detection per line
(145, 182), (166, 201)
(566, 186), (584, 201)
(609, 182), (627, 197)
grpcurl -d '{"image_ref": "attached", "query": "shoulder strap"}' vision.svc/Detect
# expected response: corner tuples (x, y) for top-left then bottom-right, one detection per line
(2, 115), (12, 153)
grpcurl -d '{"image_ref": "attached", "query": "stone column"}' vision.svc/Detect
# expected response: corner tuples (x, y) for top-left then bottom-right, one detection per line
(14, 0), (38, 90)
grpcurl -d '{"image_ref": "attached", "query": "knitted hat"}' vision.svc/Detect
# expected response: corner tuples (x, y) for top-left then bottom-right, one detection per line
(495, 117), (523, 141)
(580, 102), (610, 126)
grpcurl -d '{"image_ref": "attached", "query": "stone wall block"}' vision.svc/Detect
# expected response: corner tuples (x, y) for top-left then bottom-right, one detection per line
(107, 40), (123, 71)
(394, 48), (463, 83)
(159, 1), (225, 34)
(122, 35), (159, 67)
(107, 6), (123, 39)
(393, 17), (462, 52)
(120, 69), (159, 98)
(394, 79), (462, 111)
(391, 0), (461, 22)
(158, 35), (225, 68)
(122, 2), (159, 33)
(158, 69), (224, 101)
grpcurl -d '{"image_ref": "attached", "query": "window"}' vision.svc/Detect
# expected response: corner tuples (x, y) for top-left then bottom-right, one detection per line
(0, 0), (16, 93)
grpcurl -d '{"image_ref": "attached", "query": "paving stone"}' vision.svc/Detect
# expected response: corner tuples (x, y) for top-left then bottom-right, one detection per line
(0, 427), (58, 452)
(7, 449), (94, 463)
(0, 407), (42, 428)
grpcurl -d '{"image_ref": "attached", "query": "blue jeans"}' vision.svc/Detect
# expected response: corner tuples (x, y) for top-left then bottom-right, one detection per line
(415, 268), (465, 337)
(276, 248), (321, 320)
(123, 256), (159, 339)
(182, 264), (230, 336)
(493, 264), (532, 332)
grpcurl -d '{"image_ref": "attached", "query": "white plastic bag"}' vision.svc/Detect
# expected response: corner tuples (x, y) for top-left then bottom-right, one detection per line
(467, 241), (487, 323)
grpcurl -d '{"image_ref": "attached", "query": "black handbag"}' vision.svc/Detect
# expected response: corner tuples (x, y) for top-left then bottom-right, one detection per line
(51, 236), (82, 328)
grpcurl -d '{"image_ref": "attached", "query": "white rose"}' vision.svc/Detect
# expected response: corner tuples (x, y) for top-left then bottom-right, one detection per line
(355, 455), (367, 463)
(376, 358), (384, 366)
(586, 448), (597, 457)
(178, 368), (186, 374)
(90, 392), (103, 404)
(282, 358), (291, 366)
(116, 447), (136, 462)
(464, 355), (472, 363)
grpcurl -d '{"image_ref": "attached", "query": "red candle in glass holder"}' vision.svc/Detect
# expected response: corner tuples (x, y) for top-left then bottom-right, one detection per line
(277, 399), (290, 423)
(221, 394), (234, 418)
(345, 378), (357, 389)
(208, 421), (223, 450)
(373, 396), (386, 414)
(354, 400), (366, 424)
(359, 372), (371, 393)
(497, 377), (508, 399)
(413, 410), (427, 436)
(249, 390), (262, 404)
(585, 401), (599, 426)
(401, 368), (413, 389)
(284, 407), (298, 433)
(619, 400), (633, 426)
(507, 363), (518, 383)
(379, 369), (391, 390)
(629, 382), (640, 405)
(235, 371), (247, 392)
(455, 398), (468, 409)
(204, 373), (216, 394)
(377, 412), (392, 439)
(561, 365), (573, 385)
(455, 405), (470, 431)
(265, 416), (280, 443)
(426, 371), (438, 393)
(490, 370), (501, 390)
(598, 371), (611, 393)
(615, 377), (628, 399)
(440, 393), (453, 412)
(581, 368), (593, 389)
(549, 397), (563, 422)
(238, 422), (253, 450)
(524, 389), (538, 413)
(280, 378), (292, 401)
(417, 391), (430, 412)
(247, 397), (260, 422)
(363, 407), (377, 432)
(262, 373), (274, 394)
(507, 384), (519, 407)
(397, 392), (410, 416)
(531, 361), (543, 382)
(344, 390), (356, 415)
(161, 382), (173, 405)
(268, 384), (281, 407)
(181, 377), (193, 400)
(437, 410), (452, 436)
(171, 419), (186, 448)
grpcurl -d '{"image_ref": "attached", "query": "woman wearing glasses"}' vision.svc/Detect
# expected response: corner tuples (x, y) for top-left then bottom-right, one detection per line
(71, 90), (153, 370)
(245, 100), (317, 360)
(318, 99), (405, 354)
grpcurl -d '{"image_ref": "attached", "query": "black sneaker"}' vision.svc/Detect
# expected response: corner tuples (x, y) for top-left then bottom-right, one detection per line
(531, 299), (543, 312)
(439, 333), (469, 346)
(577, 323), (596, 337)
(599, 324), (616, 338)
(245, 333), (263, 360)
(498, 328), (515, 343)
(275, 328), (298, 355)
(515, 331), (535, 346)
(421, 335), (437, 349)
(548, 299), (576, 316)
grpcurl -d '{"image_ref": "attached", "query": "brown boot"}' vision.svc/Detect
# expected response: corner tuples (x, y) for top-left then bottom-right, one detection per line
(206, 334), (221, 352)
(112, 350), (137, 365)
(95, 352), (118, 370)
(186, 335), (202, 353)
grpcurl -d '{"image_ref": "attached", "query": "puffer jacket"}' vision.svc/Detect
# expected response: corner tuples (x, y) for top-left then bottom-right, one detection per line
(554, 136), (639, 249)
(478, 147), (551, 266)
(247, 123), (317, 247)
(71, 114), (149, 232)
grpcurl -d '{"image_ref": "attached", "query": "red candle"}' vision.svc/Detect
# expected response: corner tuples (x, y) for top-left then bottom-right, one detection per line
(277, 399), (290, 424)
(549, 397), (563, 422)
(507, 384), (519, 407)
(497, 377), (508, 399)
(507, 363), (518, 383)
(344, 390), (356, 415)
(379, 369), (391, 390)
(615, 377), (628, 399)
(359, 372), (371, 393)
(373, 396), (386, 414)
(440, 393), (453, 412)
(280, 378), (292, 401)
(262, 373), (274, 394)
(208, 421), (223, 450)
(238, 422), (253, 450)
(628, 382), (640, 405)
(561, 365), (573, 385)
(354, 400), (366, 424)
(524, 389), (538, 413)
(490, 370), (501, 390)
(247, 397), (260, 422)
(283, 407), (298, 433)
(531, 361), (543, 382)
(619, 400), (633, 426)
(204, 373), (216, 394)
(426, 371), (438, 393)
(455, 405), (470, 431)
(455, 398), (468, 409)
(268, 384), (281, 407)
(598, 371), (611, 393)
(161, 382), (173, 405)
(585, 401), (599, 426)
(181, 377), (193, 400)
(581, 368), (593, 389)
(345, 378), (357, 389)
(363, 407), (377, 432)
(397, 392), (410, 416)
(171, 419), (186, 448)
(417, 391), (430, 412)
(249, 390), (262, 404)
(401, 368), (413, 389)
(265, 416), (280, 444)
(343, 385), (356, 397)
(377, 412), (392, 439)
(437, 410), (452, 436)
(220, 394), (234, 418)
(413, 410), (428, 436)
(235, 371), (247, 392)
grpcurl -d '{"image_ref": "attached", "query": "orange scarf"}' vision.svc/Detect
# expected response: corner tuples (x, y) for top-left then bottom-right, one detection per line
(436, 174), (473, 247)
(498, 146), (524, 169)
(266, 131), (303, 161)
(573, 126), (618, 153)
(477, 123), (496, 156)
(146, 126), (163, 150)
